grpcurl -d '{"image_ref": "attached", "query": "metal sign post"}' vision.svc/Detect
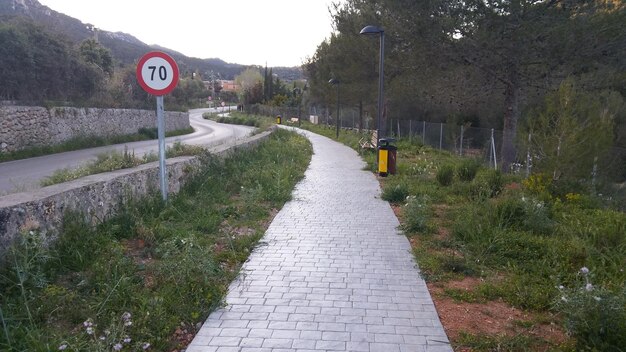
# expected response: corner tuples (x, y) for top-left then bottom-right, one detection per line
(136, 51), (179, 201)
(156, 95), (167, 200)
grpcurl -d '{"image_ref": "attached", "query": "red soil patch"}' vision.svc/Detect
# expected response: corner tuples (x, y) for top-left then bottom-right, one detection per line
(428, 278), (568, 349)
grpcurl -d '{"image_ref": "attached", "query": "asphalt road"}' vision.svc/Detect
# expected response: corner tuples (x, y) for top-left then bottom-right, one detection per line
(0, 107), (253, 195)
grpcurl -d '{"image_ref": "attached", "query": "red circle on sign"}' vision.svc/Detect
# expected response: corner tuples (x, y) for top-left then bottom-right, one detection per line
(136, 51), (179, 96)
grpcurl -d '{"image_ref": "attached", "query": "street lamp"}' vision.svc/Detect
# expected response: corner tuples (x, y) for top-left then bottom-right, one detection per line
(328, 78), (340, 139)
(360, 25), (384, 150)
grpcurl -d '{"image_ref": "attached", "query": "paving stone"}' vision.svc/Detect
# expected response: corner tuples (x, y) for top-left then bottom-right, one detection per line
(189, 129), (452, 351)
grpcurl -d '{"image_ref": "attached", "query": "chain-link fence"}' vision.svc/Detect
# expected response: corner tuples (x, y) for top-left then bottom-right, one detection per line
(247, 104), (626, 185)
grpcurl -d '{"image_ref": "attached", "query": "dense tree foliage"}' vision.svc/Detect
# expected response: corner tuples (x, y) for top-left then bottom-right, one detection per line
(0, 18), (104, 102)
(304, 0), (625, 169)
(524, 79), (622, 180)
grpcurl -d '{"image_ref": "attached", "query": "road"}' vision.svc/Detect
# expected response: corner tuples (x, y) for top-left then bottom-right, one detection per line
(0, 107), (253, 195)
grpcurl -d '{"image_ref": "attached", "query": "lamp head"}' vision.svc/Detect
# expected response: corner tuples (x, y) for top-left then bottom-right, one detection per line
(360, 25), (384, 35)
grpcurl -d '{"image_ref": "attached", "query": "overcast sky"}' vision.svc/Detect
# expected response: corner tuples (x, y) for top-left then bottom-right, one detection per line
(38, 0), (343, 67)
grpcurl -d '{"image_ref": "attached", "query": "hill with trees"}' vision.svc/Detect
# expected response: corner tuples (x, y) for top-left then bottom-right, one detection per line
(0, 0), (302, 108)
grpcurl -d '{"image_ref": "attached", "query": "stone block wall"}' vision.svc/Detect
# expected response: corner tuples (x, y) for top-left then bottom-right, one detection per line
(0, 130), (273, 254)
(0, 106), (189, 152)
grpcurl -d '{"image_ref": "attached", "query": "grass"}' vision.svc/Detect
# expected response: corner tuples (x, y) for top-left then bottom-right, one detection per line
(203, 112), (275, 132)
(41, 142), (205, 186)
(0, 127), (195, 163)
(300, 123), (626, 351)
(0, 129), (312, 351)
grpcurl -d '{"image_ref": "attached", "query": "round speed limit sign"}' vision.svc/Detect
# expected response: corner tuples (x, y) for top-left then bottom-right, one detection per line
(136, 51), (179, 96)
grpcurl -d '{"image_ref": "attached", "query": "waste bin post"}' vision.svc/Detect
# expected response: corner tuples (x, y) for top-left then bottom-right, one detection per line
(276, 115), (282, 124)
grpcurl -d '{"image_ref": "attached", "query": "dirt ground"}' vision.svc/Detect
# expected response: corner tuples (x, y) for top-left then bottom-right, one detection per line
(390, 202), (569, 350)
(428, 278), (568, 350)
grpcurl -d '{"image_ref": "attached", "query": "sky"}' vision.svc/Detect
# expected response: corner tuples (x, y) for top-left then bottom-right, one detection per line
(37, 0), (343, 67)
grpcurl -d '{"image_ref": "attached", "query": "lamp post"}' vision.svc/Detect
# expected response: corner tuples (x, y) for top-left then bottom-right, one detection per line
(360, 25), (384, 150)
(329, 78), (340, 139)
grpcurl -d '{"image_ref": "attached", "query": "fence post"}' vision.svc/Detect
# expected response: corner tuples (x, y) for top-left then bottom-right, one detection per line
(439, 123), (443, 150)
(423, 121), (426, 144)
(526, 133), (532, 177)
(409, 120), (412, 141)
(491, 132), (498, 170)
(397, 120), (401, 138)
(591, 156), (598, 191)
(459, 125), (463, 156)
(489, 129), (494, 167)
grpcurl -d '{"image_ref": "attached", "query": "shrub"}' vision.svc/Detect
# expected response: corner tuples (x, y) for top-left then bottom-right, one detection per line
(556, 268), (626, 351)
(456, 158), (481, 182)
(436, 164), (455, 186)
(381, 183), (410, 204)
(470, 169), (503, 199)
(493, 195), (554, 234)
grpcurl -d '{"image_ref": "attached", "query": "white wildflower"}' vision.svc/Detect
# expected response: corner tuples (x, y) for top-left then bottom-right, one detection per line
(580, 267), (590, 275)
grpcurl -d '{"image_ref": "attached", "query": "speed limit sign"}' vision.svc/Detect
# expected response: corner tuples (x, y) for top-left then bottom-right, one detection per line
(136, 51), (179, 96)
(135, 51), (180, 201)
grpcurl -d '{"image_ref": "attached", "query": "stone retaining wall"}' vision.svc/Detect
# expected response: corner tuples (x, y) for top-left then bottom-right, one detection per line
(0, 130), (273, 254)
(0, 106), (190, 152)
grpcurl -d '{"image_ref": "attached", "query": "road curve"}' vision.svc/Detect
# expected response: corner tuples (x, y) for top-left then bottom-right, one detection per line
(0, 107), (253, 195)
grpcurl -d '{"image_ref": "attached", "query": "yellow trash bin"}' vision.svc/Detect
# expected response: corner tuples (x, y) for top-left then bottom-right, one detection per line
(378, 138), (397, 177)
(276, 115), (282, 124)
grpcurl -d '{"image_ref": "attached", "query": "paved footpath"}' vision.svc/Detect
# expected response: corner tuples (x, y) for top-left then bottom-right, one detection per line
(187, 129), (452, 352)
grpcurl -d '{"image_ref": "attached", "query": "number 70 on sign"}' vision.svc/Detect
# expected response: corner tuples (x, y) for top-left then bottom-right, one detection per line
(136, 51), (179, 96)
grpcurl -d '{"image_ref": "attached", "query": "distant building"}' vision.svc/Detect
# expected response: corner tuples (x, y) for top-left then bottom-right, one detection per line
(220, 80), (238, 92)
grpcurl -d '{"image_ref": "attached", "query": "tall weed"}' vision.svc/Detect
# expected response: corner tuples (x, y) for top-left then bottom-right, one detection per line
(456, 158), (481, 182)
(436, 164), (455, 186)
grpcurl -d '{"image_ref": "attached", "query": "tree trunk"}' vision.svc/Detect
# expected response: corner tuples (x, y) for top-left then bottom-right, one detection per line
(500, 70), (520, 173)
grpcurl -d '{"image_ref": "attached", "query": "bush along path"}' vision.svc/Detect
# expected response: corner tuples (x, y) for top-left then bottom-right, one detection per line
(0, 129), (312, 351)
(303, 123), (626, 351)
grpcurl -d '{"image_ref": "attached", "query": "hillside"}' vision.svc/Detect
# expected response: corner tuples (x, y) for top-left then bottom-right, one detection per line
(0, 0), (302, 80)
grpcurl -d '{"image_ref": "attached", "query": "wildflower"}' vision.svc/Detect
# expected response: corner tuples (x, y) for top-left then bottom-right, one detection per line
(124, 320), (133, 327)
(142, 343), (151, 350)
(123, 337), (131, 344)
(104, 329), (111, 336)
(580, 267), (590, 275)
(122, 312), (132, 321)
(561, 296), (568, 302)
(594, 296), (602, 301)
(58, 344), (68, 350)
(113, 343), (123, 351)
(83, 319), (93, 328)
(99, 336), (106, 341)
(585, 283), (593, 291)
(86, 327), (94, 335)
(558, 285), (565, 290)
